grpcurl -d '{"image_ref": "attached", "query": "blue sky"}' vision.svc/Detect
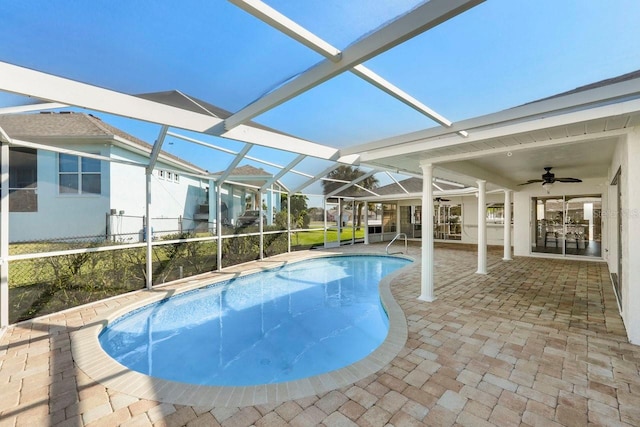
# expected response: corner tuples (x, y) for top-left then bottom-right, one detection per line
(1, 0), (640, 188)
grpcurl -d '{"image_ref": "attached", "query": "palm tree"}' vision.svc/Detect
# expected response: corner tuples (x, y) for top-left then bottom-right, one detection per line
(321, 166), (378, 230)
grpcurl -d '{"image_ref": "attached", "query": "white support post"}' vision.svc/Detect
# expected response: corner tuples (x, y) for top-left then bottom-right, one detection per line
(0, 141), (9, 327)
(477, 180), (488, 274)
(145, 173), (153, 289)
(287, 193), (291, 253)
(364, 201), (370, 245)
(419, 162), (435, 302)
(503, 189), (513, 261)
(216, 182), (223, 271)
(351, 200), (356, 245)
(259, 191), (264, 260)
(323, 198), (328, 247)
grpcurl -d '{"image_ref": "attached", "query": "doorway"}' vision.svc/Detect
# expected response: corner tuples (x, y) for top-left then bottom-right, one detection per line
(531, 195), (602, 257)
(611, 168), (622, 307)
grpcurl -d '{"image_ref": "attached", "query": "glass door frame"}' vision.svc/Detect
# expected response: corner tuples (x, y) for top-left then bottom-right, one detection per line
(531, 194), (602, 258)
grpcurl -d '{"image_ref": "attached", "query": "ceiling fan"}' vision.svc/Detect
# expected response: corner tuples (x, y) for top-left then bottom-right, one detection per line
(434, 197), (450, 203)
(518, 167), (582, 193)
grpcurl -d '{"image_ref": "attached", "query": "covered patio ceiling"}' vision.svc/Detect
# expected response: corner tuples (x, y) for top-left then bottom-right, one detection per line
(1, 1), (639, 196)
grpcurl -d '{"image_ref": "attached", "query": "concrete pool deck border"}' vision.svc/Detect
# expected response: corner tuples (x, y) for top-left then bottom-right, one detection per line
(71, 251), (415, 407)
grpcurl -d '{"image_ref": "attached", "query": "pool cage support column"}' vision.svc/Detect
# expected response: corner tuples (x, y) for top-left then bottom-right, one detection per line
(287, 193), (291, 252)
(259, 190), (264, 260)
(419, 162), (435, 302)
(145, 126), (168, 289)
(0, 138), (9, 327)
(216, 182), (223, 272)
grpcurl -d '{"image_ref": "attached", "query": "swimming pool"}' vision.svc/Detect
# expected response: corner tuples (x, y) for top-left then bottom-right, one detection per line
(99, 255), (410, 386)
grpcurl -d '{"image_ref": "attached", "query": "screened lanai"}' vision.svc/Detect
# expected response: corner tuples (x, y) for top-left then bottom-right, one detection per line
(1, 0), (640, 344)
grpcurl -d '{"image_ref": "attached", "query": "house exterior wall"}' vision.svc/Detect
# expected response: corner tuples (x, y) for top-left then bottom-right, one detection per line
(9, 143), (110, 243)
(9, 141), (208, 243)
(611, 129), (640, 344)
(109, 145), (207, 239)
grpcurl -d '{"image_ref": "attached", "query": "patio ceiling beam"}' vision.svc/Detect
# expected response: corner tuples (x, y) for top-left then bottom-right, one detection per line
(0, 61), (339, 161)
(260, 154), (306, 191)
(223, 0), (483, 130)
(326, 169), (378, 197)
(291, 164), (340, 194)
(216, 144), (254, 183)
(230, 0), (457, 128)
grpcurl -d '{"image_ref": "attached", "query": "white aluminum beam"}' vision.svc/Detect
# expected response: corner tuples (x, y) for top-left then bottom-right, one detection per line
(0, 102), (68, 115)
(168, 131), (315, 179)
(229, 0), (341, 61)
(224, 0), (484, 130)
(291, 164), (340, 194)
(216, 144), (254, 183)
(385, 171), (409, 194)
(260, 154), (305, 191)
(350, 65), (452, 127)
(221, 124), (337, 159)
(146, 126), (169, 174)
(327, 169), (378, 197)
(0, 61), (339, 160)
(230, 0), (456, 127)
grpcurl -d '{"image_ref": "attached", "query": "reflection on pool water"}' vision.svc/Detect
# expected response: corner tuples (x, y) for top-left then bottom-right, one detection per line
(99, 255), (411, 386)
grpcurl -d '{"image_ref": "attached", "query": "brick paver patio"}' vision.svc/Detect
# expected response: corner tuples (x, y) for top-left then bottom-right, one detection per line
(1, 243), (639, 426)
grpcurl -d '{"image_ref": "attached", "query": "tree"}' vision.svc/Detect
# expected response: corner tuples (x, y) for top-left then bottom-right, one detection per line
(279, 194), (310, 229)
(321, 166), (378, 230)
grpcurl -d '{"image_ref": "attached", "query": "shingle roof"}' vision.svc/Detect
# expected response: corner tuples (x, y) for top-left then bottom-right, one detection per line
(526, 69), (640, 105)
(136, 91), (297, 137)
(0, 112), (207, 174)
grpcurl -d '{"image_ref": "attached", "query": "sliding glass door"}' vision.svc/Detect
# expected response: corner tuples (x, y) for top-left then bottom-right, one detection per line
(532, 195), (601, 257)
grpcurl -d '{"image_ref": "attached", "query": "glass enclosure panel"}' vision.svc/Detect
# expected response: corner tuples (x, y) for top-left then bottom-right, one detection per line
(434, 204), (461, 240)
(532, 195), (601, 257)
(565, 195), (601, 257)
(324, 200), (339, 247)
(382, 203), (397, 233)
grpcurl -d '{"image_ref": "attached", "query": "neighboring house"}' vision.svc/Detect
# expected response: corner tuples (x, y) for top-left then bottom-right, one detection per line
(0, 112), (210, 243)
(208, 164), (284, 227)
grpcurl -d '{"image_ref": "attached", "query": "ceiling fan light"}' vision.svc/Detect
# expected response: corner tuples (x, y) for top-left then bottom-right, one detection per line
(542, 182), (553, 194)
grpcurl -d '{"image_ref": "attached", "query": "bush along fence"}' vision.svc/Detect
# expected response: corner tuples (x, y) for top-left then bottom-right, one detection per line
(8, 228), (293, 324)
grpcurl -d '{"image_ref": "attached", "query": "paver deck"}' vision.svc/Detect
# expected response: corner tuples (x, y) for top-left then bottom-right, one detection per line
(1, 243), (639, 426)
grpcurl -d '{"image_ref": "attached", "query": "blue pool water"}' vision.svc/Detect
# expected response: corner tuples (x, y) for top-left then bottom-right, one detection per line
(99, 255), (410, 386)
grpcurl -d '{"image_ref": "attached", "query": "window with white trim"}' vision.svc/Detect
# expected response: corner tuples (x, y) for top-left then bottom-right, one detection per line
(58, 153), (101, 195)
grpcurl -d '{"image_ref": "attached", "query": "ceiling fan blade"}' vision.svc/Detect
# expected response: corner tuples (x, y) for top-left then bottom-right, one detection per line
(555, 177), (582, 183)
(518, 179), (543, 185)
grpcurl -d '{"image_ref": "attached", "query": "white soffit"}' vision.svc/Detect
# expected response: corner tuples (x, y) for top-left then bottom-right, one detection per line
(223, 0), (484, 130)
(344, 76), (640, 160)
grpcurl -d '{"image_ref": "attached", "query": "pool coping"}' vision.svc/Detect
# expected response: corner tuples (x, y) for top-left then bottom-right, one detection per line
(71, 251), (414, 407)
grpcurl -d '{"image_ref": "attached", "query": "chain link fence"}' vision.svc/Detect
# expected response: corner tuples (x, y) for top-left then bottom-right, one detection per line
(8, 228), (292, 323)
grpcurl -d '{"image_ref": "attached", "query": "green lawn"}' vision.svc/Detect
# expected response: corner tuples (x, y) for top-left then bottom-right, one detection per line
(291, 228), (365, 246)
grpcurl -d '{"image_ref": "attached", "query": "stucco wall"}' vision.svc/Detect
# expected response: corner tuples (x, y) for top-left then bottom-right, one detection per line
(615, 129), (640, 344)
(9, 143), (110, 243)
